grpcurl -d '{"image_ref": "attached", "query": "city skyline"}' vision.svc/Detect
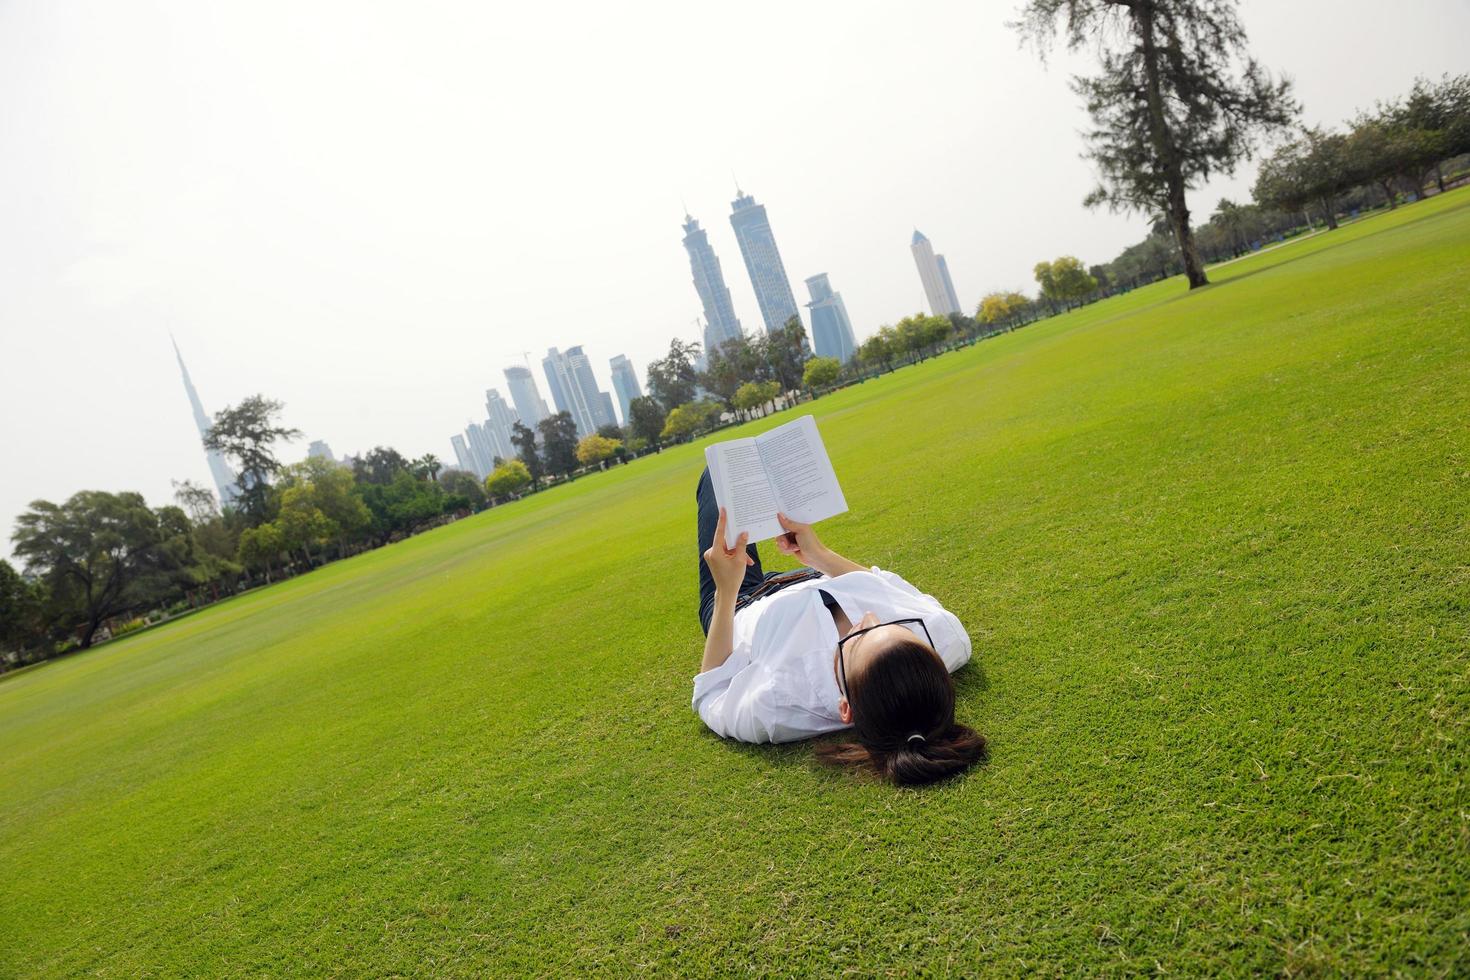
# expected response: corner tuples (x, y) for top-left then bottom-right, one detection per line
(5, 0), (1465, 555)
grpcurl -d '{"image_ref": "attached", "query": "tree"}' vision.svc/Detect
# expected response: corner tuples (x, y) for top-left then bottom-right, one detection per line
(510, 420), (545, 489)
(661, 401), (720, 442)
(437, 469), (486, 510)
(203, 395), (301, 523)
(538, 411), (580, 480)
(978, 291), (1033, 326)
(352, 446), (411, 486)
(275, 487), (335, 565)
(412, 454), (442, 482)
(1035, 255), (1098, 306)
(237, 522), (286, 583)
(765, 317), (813, 391)
(733, 380), (782, 417)
(1017, 0), (1296, 289)
(698, 335), (755, 406)
(595, 423), (624, 442)
(858, 325), (901, 369)
(1253, 128), (1356, 230)
(646, 339), (701, 412)
(485, 460), (532, 502)
(171, 479), (218, 522)
(11, 491), (179, 648)
(803, 356), (841, 389)
(0, 559), (46, 658)
(279, 457), (370, 556)
(893, 313), (953, 355)
(627, 396), (667, 450)
(576, 434), (621, 468)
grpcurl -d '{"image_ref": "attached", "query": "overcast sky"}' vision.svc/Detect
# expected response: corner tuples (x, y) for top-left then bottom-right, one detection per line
(2, 0), (1466, 558)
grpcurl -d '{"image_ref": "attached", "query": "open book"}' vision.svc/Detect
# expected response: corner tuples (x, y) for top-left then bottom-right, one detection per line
(705, 414), (848, 549)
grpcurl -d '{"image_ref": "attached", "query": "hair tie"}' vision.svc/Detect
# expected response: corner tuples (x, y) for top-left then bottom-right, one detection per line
(906, 733), (926, 748)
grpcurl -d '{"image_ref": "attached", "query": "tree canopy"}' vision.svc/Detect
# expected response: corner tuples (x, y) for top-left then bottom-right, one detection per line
(203, 395), (301, 523)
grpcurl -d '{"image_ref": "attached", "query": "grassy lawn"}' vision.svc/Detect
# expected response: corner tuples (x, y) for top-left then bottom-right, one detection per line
(2, 190), (1467, 976)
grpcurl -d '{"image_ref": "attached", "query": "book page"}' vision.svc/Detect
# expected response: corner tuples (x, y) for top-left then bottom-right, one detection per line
(755, 415), (848, 525)
(705, 440), (784, 548)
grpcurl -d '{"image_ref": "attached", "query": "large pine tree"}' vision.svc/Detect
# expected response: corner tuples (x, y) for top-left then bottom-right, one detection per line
(1017, 0), (1296, 288)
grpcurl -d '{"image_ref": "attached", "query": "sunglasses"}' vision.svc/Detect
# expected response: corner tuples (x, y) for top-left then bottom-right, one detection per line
(836, 617), (934, 701)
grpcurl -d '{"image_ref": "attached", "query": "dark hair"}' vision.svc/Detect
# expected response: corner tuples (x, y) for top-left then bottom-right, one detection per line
(816, 637), (987, 786)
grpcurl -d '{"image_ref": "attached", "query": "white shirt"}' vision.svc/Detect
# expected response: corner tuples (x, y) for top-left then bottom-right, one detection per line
(691, 567), (971, 744)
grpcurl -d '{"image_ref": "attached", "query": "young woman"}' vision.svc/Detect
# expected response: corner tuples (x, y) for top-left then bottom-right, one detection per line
(691, 468), (986, 786)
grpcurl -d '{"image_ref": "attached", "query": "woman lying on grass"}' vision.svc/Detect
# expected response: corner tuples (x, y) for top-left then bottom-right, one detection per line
(691, 468), (986, 786)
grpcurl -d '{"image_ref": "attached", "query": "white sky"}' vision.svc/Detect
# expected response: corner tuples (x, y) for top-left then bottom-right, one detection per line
(2, 0), (1467, 558)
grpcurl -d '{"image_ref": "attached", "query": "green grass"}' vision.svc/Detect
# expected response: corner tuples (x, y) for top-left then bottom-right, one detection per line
(3, 191), (1468, 977)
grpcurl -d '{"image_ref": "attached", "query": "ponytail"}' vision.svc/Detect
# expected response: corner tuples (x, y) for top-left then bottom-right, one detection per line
(817, 723), (988, 786)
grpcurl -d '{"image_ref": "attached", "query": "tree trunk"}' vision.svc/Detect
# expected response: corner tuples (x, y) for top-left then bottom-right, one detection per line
(1378, 180), (1397, 209)
(1320, 197), (1339, 230)
(1134, 1), (1208, 289)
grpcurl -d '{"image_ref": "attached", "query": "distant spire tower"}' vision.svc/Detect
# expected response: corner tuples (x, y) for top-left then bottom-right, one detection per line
(172, 335), (239, 505)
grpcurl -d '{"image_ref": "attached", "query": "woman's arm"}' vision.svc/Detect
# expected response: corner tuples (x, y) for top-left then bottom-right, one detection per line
(775, 513), (865, 578)
(701, 589), (739, 673)
(701, 508), (752, 673)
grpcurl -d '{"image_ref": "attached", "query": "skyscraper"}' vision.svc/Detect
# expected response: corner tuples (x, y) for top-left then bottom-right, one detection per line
(936, 254), (963, 316)
(504, 365), (549, 429)
(804, 274), (857, 365)
(171, 336), (238, 506)
(911, 230), (962, 316)
(450, 434), (475, 475)
(681, 214), (742, 352)
(307, 440), (336, 462)
(729, 189), (801, 335)
(543, 346), (614, 437)
(608, 354), (642, 425)
(466, 422), (498, 476)
(484, 389), (518, 459)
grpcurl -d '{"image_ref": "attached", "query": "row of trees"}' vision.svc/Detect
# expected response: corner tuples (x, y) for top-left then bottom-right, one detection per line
(1253, 75), (1470, 230)
(3, 392), (653, 665)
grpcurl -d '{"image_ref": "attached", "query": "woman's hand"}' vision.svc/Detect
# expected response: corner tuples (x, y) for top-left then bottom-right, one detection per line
(704, 507), (753, 595)
(774, 511), (827, 564)
(776, 512), (866, 578)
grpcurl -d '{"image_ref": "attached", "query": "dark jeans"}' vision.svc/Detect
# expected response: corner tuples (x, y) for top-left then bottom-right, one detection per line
(697, 468), (818, 635)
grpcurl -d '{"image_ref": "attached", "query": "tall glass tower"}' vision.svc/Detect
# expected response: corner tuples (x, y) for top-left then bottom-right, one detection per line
(804, 274), (857, 364)
(608, 354), (642, 425)
(172, 336), (238, 506)
(729, 189), (801, 334)
(681, 214), (742, 353)
(504, 366), (549, 429)
(911, 230), (962, 315)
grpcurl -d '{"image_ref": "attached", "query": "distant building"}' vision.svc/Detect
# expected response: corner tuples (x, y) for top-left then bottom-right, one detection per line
(729, 189), (802, 335)
(681, 214), (743, 352)
(466, 422), (498, 477)
(504, 365), (550, 428)
(911, 230), (962, 316)
(307, 440), (335, 462)
(450, 434), (475, 476)
(804, 274), (857, 365)
(543, 346), (614, 437)
(483, 389), (518, 459)
(171, 336), (238, 506)
(936, 254), (962, 317)
(608, 354), (643, 425)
